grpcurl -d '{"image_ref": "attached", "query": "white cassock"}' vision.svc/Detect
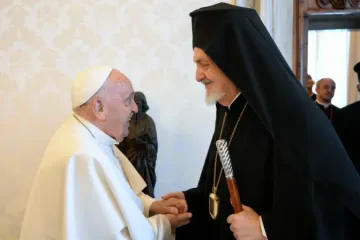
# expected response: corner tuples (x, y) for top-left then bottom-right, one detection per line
(19, 114), (172, 240)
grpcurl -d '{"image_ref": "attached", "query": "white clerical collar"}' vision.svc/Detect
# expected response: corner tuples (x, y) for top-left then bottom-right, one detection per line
(74, 114), (117, 147)
(316, 99), (331, 108)
(228, 92), (241, 110)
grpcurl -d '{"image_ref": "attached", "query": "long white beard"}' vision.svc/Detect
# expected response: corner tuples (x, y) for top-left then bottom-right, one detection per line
(205, 90), (225, 105)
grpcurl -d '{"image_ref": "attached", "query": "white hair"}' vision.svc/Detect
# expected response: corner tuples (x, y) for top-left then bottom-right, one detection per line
(205, 90), (225, 105)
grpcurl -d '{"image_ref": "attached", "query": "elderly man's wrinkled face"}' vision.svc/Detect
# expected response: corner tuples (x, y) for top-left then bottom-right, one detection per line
(193, 47), (235, 105)
(316, 79), (336, 103)
(101, 71), (138, 142)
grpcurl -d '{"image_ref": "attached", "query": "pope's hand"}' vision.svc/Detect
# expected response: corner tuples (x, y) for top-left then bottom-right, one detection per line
(161, 192), (188, 213)
(150, 198), (187, 215)
(166, 212), (192, 228)
(227, 205), (264, 240)
(162, 191), (185, 200)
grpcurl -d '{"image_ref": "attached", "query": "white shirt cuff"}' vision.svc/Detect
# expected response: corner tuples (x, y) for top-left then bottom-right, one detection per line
(259, 215), (267, 238)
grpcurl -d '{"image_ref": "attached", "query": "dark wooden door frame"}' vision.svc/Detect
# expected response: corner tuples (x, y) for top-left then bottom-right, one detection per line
(292, 0), (360, 87)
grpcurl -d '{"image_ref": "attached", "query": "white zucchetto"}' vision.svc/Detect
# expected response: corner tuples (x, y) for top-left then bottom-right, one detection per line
(71, 66), (112, 109)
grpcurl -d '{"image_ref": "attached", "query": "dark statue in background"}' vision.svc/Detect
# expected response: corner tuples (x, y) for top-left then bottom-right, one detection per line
(117, 92), (158, 197)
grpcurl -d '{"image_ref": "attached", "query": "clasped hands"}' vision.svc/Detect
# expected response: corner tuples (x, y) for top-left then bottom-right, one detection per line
(161, 192), (265, 240)
(149, 192), (190, 229)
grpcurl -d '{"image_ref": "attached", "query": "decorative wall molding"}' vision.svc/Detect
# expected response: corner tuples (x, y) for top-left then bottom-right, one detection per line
(293, 0), (360, 86)
(316, 0), (360, 9)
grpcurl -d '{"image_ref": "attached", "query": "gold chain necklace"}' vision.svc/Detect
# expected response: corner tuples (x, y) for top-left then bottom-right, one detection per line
(209, 102), (248, 220)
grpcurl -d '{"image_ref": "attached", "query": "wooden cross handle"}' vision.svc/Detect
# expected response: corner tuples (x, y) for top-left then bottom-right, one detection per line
(226, 178), (243, 212)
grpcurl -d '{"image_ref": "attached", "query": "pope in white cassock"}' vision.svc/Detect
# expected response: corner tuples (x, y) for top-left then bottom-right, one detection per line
(19, 66), (191, 240)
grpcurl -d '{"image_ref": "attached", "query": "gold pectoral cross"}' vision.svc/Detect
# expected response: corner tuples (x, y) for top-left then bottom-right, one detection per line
(209, 187), (220, 220)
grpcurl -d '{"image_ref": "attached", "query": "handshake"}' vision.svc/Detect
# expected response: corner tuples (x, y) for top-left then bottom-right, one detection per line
(149, 192), (191, 229)
(149, 192), (265, 239)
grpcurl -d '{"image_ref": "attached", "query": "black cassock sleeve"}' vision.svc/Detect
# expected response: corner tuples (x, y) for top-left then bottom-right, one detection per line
(176, 187), (210, 240)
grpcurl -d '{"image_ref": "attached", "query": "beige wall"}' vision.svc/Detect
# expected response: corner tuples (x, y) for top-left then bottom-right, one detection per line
(0, 0), (226, 238)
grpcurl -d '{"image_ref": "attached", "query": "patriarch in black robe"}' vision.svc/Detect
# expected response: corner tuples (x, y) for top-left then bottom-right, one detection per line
(163, 3), (360, 240)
